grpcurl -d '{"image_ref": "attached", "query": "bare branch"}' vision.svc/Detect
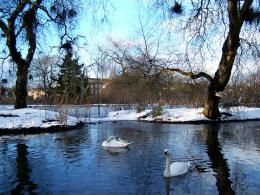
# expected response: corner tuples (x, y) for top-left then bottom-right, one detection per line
(8, 0), (27, 25)
(0, 19), (8, 33)
(155, 67), (213, 82)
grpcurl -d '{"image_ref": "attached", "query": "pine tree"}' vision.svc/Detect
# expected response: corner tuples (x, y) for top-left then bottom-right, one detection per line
(56, 52), (90, 104)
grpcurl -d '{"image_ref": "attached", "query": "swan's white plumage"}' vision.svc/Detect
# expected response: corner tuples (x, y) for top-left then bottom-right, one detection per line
(168, 162), (191, 177)
(102, 136), (132, 148)
(164, 149), (191, 177)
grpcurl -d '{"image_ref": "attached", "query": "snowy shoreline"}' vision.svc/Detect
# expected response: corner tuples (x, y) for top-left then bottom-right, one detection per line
(0, 106), (260, 135)
(0, 108), (82, 135)
(79, 107), (260, 123)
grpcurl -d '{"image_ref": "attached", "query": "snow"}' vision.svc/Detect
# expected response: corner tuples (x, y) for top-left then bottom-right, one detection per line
(0, 108), (78, 129)
(80, 106), (260, 123)
(79, 110), (151, 123)
(0, 106), (260, 132)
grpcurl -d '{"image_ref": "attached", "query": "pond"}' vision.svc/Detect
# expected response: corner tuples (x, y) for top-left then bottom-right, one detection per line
(1, 121), (260, 194)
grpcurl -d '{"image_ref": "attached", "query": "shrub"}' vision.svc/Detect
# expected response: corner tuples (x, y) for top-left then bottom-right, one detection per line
(152, 105), (163, 117)
(136, 104), (145, 113)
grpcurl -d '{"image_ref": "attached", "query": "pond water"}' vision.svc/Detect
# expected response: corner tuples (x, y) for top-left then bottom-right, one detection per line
(1, 121), (260, 194)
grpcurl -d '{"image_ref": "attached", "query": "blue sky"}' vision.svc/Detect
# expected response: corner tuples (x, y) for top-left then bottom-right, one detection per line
(77, 0), (141, 49)
(1, 0), (143, 81)
(71, 0), (150, 77)
(1, 1), (258, 83)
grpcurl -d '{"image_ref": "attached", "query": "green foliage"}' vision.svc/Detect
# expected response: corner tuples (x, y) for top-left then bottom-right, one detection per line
(56, 53), (90, 104)
(152, 105), (163, 117)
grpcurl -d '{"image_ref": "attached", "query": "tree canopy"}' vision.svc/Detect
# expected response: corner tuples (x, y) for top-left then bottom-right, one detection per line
(55, 52), (89, 104)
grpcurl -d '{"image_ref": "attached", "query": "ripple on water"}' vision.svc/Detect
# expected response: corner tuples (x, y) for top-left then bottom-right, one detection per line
(0, 121), (260, 194)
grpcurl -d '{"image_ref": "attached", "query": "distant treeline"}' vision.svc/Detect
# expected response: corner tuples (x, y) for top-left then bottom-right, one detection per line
(1, 69), (260, 107)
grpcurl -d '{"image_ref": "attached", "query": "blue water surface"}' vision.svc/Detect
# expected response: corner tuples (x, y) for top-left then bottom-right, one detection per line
(1, 121), (260, 194)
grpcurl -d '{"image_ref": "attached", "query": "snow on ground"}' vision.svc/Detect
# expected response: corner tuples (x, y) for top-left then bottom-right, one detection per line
(79, 110), (151, 123)
(0, 108), (78, 129)
(81, 106), (260, 123)
(0, 106), (259, 131)
(142, 107), (260, 122)
(142, 108), (208, 122)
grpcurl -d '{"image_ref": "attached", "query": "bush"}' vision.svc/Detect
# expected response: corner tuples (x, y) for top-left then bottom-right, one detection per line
(152, 105), (163, 117)
(136, 104), (145, 113)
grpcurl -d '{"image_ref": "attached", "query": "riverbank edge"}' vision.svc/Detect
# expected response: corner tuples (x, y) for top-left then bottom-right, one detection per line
(137, 118), (260, 124)
(0, 121), (84, 136)
(1, 118), (260, 136)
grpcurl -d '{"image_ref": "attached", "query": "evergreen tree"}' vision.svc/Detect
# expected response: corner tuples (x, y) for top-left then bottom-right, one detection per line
(56, 52), (90, 104)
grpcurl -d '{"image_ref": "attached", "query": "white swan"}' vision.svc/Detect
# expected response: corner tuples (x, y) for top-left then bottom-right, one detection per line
(102, 136), (132, 148)
(163, 149), (191, 177)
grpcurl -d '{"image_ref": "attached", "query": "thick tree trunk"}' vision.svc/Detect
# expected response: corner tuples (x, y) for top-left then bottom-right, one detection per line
(202, 0), (249, 119)
(15, 61), (29, 109)
(202, 38), (239, 119)
(1, 3), (39, 109)
(203, 82), (221, 119)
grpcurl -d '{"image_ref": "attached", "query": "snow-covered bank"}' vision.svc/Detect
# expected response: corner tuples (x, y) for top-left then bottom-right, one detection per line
(79, 110), (151, 123)
(1, 106), (260, 135)
(0, 108), (79, 132)
(140, 107), (260, 123)
(80, 107), (260, 123)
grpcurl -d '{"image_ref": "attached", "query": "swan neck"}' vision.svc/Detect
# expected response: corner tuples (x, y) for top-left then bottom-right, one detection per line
(164, 155), (171, 177)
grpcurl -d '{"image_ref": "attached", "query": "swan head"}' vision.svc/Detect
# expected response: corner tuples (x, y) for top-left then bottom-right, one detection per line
(164, 149), (170, 157)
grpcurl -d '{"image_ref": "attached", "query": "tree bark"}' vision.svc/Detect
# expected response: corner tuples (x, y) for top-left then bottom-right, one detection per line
(15, 60), (29, 109)
(203, 80), (221, 119)
(202, 0), (252, 119)
(0, 1), (41, 109)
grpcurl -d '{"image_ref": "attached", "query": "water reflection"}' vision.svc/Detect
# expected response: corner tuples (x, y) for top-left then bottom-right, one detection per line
(204, 124), (235, 195)
(103, 147), (129, 155)
(11, 143), (37, 194)
(164, 178), (171, 195)
(53, 130), (89, 162)
(1, 121), (260, 194)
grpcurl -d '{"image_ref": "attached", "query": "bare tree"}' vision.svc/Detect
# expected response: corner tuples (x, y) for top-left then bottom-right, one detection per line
(154, 1), (260, 118)
(102, 0), (260, 119)
(0, 0), (111, 108)
(113, 0), (259, 119)
(0, 0), (83, 108)
(30, 55), (60, 104)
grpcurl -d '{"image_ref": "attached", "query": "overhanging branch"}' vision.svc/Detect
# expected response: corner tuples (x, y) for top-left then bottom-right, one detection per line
(157, 67), (213, 82)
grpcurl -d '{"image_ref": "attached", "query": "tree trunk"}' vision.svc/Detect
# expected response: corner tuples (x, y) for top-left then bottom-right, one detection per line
(202, 0), (248, 119)
(203, 81), (221, 119)
(202, 37), (239, 119)
(15, 61), (29, 109)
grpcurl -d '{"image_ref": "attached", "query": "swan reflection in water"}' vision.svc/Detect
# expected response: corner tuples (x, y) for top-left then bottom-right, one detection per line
(164, 173), (192, 195)
(103, 147), (130, 155)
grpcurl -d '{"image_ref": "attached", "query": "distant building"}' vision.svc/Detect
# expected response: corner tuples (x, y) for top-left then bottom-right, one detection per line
(88, 78), (111, 96)
(28, 88), (45, 100)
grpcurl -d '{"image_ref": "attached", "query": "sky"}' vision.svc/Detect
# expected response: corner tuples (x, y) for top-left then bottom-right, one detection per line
(74, 0), (224, 77)
(76, 0), (141, 61)
(0, 1), (259, 85)
(0, 0), (142, 83)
